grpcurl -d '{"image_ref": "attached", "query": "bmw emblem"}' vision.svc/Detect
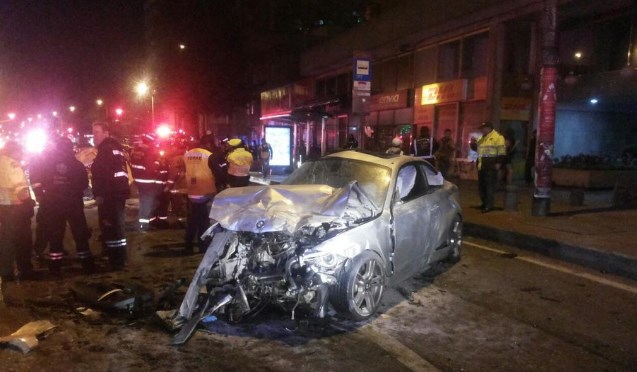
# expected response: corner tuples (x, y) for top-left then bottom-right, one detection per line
(256, 220), (265, 229)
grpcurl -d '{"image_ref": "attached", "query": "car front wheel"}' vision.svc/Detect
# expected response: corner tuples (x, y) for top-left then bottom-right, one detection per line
(445, 215), (463, 263)
(331, 251), (385, 321)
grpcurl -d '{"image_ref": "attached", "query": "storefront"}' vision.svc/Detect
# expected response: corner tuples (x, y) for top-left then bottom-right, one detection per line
(365, 89), (412, 153)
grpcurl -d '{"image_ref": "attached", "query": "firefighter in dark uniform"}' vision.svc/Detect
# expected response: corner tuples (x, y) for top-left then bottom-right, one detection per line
(129, 135), (166, 231)
(33, 137), (94, 274)
(91, 122), (130, 269)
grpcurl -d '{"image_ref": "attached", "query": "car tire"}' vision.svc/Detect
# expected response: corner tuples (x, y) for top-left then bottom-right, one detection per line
(445, 215), (463, 263)
(331, 250), (385, 321)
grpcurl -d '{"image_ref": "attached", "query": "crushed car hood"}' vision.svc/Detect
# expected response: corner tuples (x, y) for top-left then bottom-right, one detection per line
(209, 182), (378, 234)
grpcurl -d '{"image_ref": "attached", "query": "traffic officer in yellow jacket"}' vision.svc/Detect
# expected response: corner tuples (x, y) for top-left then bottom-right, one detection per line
(470, 122), (506, 213)
(0, 141), (36, 281)
(183, 139), (225, 254)
(226, 138), (253, 187)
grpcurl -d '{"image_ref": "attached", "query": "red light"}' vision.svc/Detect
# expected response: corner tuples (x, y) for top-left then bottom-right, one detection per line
(115, 108), (124, 116)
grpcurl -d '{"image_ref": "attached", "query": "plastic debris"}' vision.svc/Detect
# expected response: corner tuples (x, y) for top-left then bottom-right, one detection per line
(0, 320), (57, 354)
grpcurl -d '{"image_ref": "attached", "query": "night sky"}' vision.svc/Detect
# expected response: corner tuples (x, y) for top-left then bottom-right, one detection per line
(0, 0), (145, 116)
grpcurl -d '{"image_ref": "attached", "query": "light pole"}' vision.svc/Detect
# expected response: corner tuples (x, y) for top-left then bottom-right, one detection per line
(136, 81), (155, 129)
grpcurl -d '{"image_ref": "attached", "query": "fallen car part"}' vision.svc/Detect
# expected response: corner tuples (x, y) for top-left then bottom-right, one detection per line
(0, 320), (57, 354)
(70, 280), (154, 315)
(171, 293), (232, 346)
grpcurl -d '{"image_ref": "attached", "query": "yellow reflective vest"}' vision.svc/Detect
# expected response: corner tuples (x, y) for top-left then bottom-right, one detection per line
(0, 155), (30, 205)
(184, 148), (216, 198)
(227, 147), (253, 177)
(476, 129), (506, 170)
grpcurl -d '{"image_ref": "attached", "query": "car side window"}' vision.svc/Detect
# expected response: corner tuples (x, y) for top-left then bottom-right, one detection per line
(395, 164), (428, 202)
(421, 163), (444, 191)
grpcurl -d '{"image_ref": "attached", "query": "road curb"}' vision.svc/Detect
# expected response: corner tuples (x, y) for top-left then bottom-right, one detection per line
(464, 222), (637, 282)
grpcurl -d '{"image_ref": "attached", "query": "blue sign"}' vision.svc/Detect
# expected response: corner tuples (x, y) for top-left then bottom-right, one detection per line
(353, 58), (371, 82)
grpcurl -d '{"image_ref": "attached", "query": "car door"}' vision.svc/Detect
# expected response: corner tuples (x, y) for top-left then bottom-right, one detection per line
(390, 163), (434, 284)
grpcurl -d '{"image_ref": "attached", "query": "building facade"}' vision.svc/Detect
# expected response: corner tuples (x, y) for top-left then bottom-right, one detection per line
(259, 0), (637, 178)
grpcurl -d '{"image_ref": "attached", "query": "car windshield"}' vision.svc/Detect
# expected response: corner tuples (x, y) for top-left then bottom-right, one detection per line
(282, 157), (391, 208)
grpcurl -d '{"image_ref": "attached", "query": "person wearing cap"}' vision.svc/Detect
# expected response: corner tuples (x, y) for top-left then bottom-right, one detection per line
(226, 138), (253, 187)
(0, 141), (36, 281)
(470, 121), (506, 213)
(386, 137), (403, 155)
(33, 137), (94, 274)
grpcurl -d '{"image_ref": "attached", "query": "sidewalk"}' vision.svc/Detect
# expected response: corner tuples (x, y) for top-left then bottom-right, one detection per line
(251, 172), (637, 282)
(457, 179), (637, 282)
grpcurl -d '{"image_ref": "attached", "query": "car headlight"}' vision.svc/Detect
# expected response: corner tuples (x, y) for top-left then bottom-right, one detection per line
(302, 250), (347, 271)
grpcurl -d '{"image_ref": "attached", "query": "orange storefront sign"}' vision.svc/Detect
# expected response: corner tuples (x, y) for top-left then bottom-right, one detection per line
(420, 80), (467, 105)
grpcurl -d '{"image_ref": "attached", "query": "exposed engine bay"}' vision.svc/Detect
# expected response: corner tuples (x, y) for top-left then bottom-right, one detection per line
(165, 182), (379, 345)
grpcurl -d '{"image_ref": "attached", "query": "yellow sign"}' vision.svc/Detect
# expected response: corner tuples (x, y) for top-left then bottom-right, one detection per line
(500, 97), (532, 121)
(420, 80), (467, 105)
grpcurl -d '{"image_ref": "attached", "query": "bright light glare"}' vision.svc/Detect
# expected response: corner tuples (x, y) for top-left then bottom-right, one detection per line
(115, 108), (124, 116)
(67, 127), (74, 133)
(590, 98), (598, 104)
(136, 82), (150, 96)
(96, 99), (103, 106)
(7, 113), (16, 120)
(69, 106), (76, 112)
(25, 129), (47, 153)
(156, 125), (172, 139)
(574, 52), (582, 59)
(52, 111), (58, 117)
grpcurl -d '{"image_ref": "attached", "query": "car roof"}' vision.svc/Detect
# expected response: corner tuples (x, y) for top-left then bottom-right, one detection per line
(326, 150), (431, 170)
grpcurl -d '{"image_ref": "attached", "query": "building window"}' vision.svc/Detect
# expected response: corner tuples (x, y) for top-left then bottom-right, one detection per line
(438, 40), (460, 81)
(461, 32), (488, 78)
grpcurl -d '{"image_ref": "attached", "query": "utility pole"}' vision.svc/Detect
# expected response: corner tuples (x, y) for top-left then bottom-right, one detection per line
(532, 0), (558, 216)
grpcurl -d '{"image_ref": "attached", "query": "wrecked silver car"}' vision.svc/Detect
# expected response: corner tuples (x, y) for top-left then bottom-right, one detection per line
(169, 151), (462, 344)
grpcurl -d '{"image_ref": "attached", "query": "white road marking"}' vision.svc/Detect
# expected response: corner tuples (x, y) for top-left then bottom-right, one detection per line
(464, 241), (637, 295)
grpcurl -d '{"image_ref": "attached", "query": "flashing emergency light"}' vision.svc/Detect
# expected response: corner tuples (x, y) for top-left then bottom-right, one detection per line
(25, 129), (47, 153)
(156, 124), (172, 139)
(115, 108), (124, 117)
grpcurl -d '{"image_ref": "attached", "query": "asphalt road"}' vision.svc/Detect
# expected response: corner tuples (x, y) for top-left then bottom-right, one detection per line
(2, 223), (636, 371)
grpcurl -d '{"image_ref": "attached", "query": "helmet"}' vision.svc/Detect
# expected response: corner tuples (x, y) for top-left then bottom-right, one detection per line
(392, 137), (403, 146)
(228, 138), (243, 147)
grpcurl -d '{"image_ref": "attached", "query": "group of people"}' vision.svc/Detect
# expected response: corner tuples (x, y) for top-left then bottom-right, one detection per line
(0, 121), (263, 281)
(0, 122), (128, 281)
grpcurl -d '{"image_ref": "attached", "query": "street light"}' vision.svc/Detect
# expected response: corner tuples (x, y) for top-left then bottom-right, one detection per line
(69, 105), (76, 113)
(136, 81), (155, 128)
(96, 99), (103, 106)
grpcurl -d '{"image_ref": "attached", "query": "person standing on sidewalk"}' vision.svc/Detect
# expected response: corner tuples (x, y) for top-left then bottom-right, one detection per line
(0, 141), (36, 282)
(259, 138), (273, 178)
(34, 137), (94, 275)
(435, 129), (456, 178)
(471, 122), (506, 213)
(91, 122), (130, 270)
(226, 138), (253, 187)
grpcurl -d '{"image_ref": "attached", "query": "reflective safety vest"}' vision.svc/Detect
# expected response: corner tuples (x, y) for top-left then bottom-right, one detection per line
(184, 148), (216, 198)
(0, 155), (29, 205)
(227, 147), (253, 177)
(476, 129), (506, 170)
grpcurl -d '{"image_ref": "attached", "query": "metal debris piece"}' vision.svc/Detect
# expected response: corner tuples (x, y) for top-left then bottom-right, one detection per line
(0, 320), (57, 354)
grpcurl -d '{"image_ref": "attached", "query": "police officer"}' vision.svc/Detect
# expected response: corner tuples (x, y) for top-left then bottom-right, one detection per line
(183, 138), (225, 254)
(226, 138), (253, 187)
(34, 137), (94, 274)
(471, 122), (506, 213)
(91, 122), (130, 269)
(129, 135), (167, 231)
(0, 141), (36, 281)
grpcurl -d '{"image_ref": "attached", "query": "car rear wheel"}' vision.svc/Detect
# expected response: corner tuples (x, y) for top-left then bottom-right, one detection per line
(445, 215), (463, 263)
(331, 251), (385, 321)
